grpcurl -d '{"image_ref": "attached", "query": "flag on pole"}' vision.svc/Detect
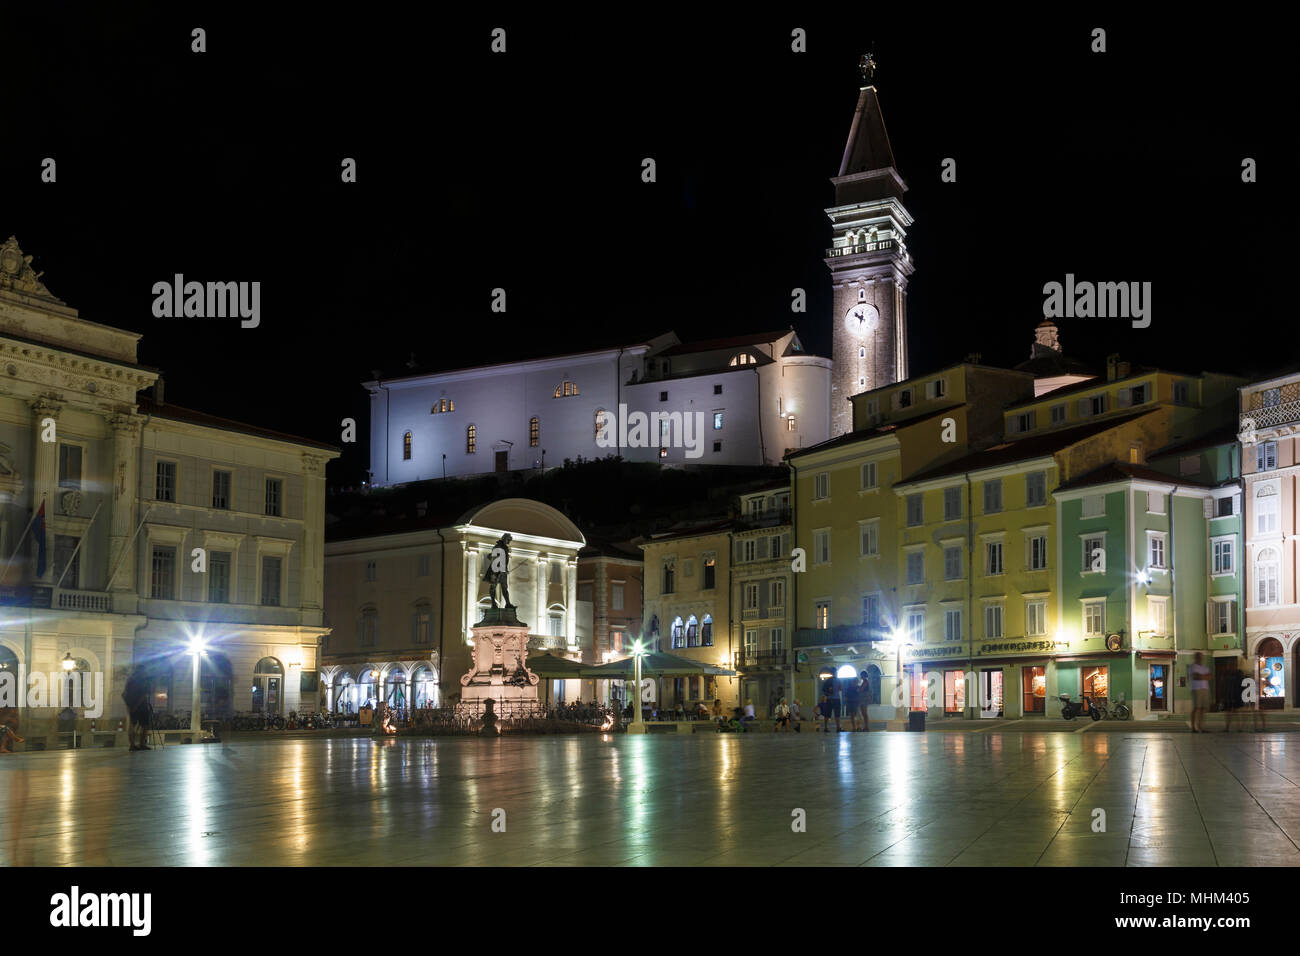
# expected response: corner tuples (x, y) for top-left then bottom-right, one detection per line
(35, 500), (46, 577)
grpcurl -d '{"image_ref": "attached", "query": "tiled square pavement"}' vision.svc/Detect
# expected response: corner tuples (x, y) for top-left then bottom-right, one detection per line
(2, 731), (1299, 866)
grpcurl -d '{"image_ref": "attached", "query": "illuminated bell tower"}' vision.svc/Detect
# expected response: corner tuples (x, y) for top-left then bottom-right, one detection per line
(826, 54), (914, 436)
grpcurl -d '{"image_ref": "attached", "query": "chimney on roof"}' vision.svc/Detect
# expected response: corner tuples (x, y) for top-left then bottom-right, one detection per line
(1106, 354), (1130, 381)
(965, 353), (982, 365)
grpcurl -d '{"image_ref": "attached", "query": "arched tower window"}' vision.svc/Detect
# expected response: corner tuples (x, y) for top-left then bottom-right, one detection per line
(402, 431), (412, 460)
(466, 424), (476, 454)
(595, 408), (608, 442)
(529, 417), (540, 446)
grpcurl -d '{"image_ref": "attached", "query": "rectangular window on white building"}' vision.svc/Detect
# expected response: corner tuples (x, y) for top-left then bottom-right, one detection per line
(944, 608), (962, 642)
(813, 472), (829, 500)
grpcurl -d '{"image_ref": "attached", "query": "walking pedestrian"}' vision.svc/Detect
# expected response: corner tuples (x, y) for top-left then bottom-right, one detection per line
(1189, 652), (1211, 733)
(121, 664), (153, 751)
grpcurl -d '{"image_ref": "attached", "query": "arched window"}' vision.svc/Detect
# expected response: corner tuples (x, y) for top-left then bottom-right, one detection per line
(359, 607), (378, 647)
(466, 424), (476, 454)
(686, 615), (699, 647)
(595, 408), (608, 442)
(1256, 484), (1279, 534)
(554, 381), (579, 398)
(431, 398), (455, 414)
(402, 431), (412, 460)
(728, 353), (755, 367)
(1256, 548), (1281, 606)
(412, 663), (438, 708)
(548, 604), (566, 638)
(529, 417), (539, 446)
(671, 616), (685, 649)
(701, 614), (713, 647)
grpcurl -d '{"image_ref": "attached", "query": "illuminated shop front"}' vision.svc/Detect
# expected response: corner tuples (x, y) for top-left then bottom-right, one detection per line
(1258, 638), (1285, 710)
(1055, 655), (1132, 716)
(1022, 666), (1046, 714)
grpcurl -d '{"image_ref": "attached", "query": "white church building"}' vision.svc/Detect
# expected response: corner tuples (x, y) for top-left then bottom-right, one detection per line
(365, 328), (830, 484)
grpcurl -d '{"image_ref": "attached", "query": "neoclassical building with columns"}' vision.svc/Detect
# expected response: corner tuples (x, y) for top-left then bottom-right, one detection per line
(321, 498), (587, 712)
(0, 237), (338, 738)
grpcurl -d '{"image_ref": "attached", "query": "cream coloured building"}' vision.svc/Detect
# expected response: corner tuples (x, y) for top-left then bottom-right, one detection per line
(0, 237), (338, 738)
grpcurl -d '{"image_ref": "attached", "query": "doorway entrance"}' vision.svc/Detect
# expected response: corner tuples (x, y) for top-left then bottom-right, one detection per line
(1022, 666), (1046, 714)
(495, 450), (508, 472)
(252, 657), (283, 714)
(1148, 663), (1168, 712)
(979, 669), (1004, 717)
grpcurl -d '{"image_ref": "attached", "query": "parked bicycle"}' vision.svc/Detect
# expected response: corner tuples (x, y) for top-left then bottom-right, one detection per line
(1092, 693), (1131, 721)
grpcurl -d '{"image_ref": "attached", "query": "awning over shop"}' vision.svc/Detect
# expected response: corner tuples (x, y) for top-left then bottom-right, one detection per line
(523, 652), (587, 678)
(579, 652), (735, 679)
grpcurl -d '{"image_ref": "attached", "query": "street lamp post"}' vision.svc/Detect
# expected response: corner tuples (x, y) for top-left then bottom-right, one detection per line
(627, 639), (648, 735)
(187, 638), (205, 734)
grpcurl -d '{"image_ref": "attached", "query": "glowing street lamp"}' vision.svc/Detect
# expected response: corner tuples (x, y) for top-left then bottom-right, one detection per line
(626, 639), (649, 735)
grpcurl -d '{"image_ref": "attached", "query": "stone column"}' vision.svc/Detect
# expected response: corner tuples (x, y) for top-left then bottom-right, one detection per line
(29, 398), (62, 584)
(299, 454), (328, 620)
(464, 545), (478, 641)
(106, 413), (141, 595)
(536, 555), (547, 629)
(567, 558), (577, 648)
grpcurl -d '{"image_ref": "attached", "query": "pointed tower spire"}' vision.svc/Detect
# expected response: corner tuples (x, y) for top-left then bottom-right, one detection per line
(825, 55), (914, 436)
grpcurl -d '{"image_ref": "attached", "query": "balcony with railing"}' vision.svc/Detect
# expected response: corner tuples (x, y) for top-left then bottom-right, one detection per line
(825, 239), (895, 258)
(737, 648), (790, 669)
(1241, 397), (1300, 437)
(793, 625), (886, 648)
(741, 607), (761, 621)
(55, 588), (114, 613)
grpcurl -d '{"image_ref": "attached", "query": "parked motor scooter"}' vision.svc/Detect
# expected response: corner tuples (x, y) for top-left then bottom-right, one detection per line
(1059, 693), (1103, 721)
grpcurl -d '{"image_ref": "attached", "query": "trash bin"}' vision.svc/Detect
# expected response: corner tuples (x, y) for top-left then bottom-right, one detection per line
(908, 710), (926, 732)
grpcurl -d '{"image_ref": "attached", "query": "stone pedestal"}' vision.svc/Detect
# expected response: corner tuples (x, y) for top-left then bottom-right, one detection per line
(459, 607), (539, 716)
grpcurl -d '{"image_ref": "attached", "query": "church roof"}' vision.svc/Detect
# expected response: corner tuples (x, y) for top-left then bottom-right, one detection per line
(658, 329), (795, 357)
(838, 86), (898, 178)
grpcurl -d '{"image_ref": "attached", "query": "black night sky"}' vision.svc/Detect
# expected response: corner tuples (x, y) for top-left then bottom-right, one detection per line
(2, 9), (1288, 484)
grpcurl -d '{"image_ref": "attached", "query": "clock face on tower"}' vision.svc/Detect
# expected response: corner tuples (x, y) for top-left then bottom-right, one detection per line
(845, 302), (879, 334)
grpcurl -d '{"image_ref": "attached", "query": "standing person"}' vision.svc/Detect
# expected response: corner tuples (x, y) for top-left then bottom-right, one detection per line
(1189, 652), (1211, 733)
(820, 674), (842, 733)
(774, 697), (791, 732)
(844, 673), (861, 731)
(790, 698), (802, 733)
(857, 673), (872, 732)
(121, 664), (153, 752)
